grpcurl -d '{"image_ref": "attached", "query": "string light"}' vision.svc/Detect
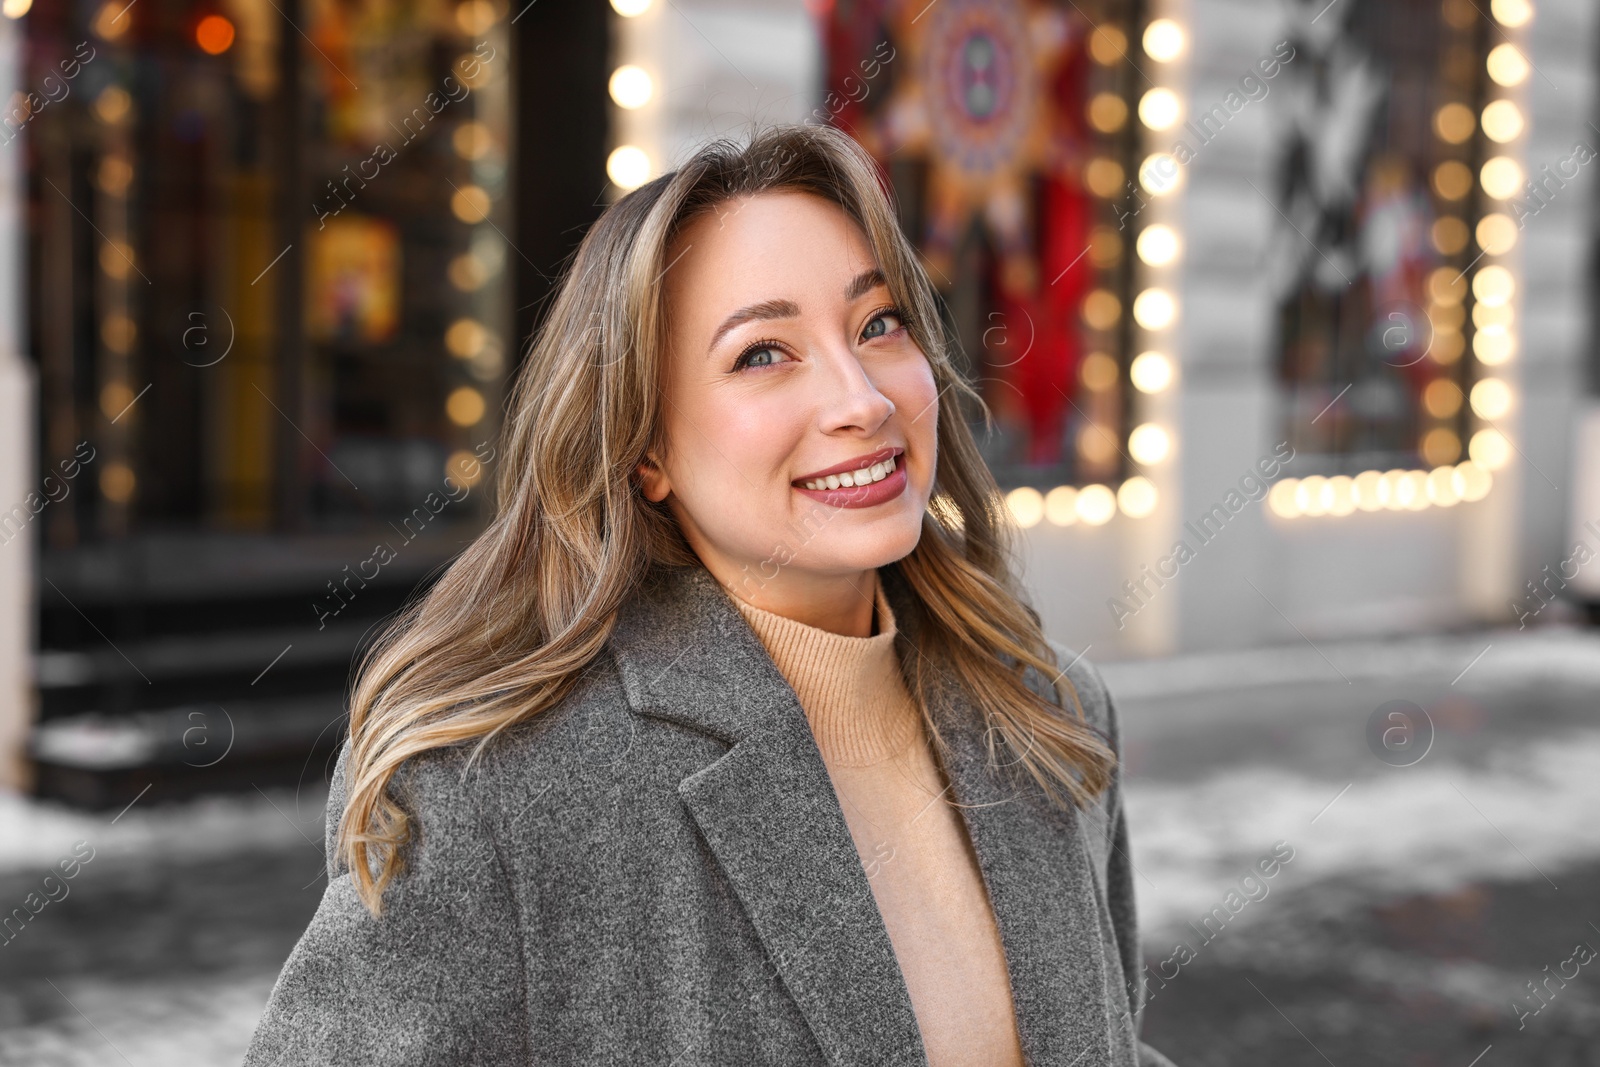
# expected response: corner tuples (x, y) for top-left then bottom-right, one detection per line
(1491, 0), (1532, 26)
(1128, 424), (1170, 465)
(1136, 225), (1180, 266)
(1269, 463), (1497, 517)
(1075, 485), (1117, 526)
(1132, 288), (1176, 330)
(194, 14), (234, 53)
(1089, 26), (1128, 66)
(1138, 88), (1182, 130)
(1433, 102), (1475, 143)
(446, 386), (487, 427)
(1468, 429), (1511, 469)
(1486, 43), (1529, 86)
(1117, 477), (1158, 517)
(1138, 152), (1183, 196)
(1130, 351), (1173, 393)
(1480, 156), (1524, 198)
(455, 0), (496, 35)
(1480, 99), (1523, 142)
(1087, 93), (1127, 133)
(1142, 19), (1185, 61)
(1044, 486), (1079, 526)
(453, 121), (493, 160)
(607, 146), (651, 190)
(1470, 377), (1513, 419)
(450, 184), (492, 223)
(1004, 18), (1188, 528)
(1476, 213), (1517, 254)
(1472, 265), (1515, 306)
(609, 65), (653, 109)
(1005, 487), (1044, 528)
(1081, 289), (1122, 331)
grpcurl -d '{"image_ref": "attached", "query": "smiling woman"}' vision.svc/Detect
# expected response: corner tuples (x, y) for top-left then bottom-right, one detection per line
(244, 123), (1177, 1067)
(635, 189), (940, 630)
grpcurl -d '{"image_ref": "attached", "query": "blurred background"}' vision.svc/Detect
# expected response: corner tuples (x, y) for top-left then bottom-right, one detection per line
(0, 0), (1597, 1062)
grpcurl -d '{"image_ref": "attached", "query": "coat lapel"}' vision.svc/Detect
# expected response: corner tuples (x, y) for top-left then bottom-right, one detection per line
(607, 561), (1116, 1066)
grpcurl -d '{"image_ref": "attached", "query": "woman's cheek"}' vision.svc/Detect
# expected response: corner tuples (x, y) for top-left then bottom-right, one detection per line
(895, 362), (939, 495)
(724, 400), (797, 458)
(891, 359), (939, 430)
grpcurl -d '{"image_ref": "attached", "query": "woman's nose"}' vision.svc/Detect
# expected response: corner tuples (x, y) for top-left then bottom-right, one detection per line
(813, 343), (895, 433)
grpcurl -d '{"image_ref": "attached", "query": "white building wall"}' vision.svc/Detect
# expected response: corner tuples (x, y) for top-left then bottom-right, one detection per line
(0, 12), (37, 790)
(610, 0), (822, 180)
(1520, 1), (1598, 605)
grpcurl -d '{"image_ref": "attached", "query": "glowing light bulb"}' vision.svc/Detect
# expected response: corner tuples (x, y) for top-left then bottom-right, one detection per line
(607, 145), (651, 190)
(609, 65), (653, 109)
(1487, 44), (1529, 87)
(1138, 88), (1182, 130)
(1130, 351), (1173, 393)
(1481, 99), (1524, 143)
(1076, 484), (1116, 525)
(1006, 487), (1044, 528)
(1136, 225), (1180, 266)
(1128, 424), (1170, 465)
(1117, 477), (1158, 518)
(1142, 19), (1185, 61)
(1132, 288), (1176, 330)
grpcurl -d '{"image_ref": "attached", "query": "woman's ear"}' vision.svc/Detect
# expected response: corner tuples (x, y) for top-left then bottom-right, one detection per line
(635, 453), (670, 503)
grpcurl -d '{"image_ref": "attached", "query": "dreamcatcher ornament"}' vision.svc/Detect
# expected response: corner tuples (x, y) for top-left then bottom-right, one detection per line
(844, 0), (1100, 466)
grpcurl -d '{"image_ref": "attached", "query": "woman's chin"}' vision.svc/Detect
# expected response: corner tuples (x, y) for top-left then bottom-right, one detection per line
(802, 526), (924, 573)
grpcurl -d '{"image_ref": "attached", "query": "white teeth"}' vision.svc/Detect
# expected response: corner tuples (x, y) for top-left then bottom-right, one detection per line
(802, 455), (897, 491)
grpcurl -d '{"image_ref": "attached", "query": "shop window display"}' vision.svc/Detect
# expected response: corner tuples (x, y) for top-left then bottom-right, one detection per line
(819, 0), (1155, 493)
(22, 0), (512, 538)
(1267, 0), (1505, 475)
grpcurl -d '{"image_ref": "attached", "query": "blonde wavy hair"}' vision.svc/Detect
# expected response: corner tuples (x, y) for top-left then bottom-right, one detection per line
(338, 122), (1117, 916)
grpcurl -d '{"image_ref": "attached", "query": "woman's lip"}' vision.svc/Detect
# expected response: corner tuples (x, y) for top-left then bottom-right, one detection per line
(790, 446), (904, 485)
(792, 454), (908, 509)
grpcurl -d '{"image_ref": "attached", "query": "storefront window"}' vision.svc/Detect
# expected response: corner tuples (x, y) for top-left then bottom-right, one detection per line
(22, 0), (512, 541)
(1268, 0), (1507, 477)
(819, 0), (1160, 499)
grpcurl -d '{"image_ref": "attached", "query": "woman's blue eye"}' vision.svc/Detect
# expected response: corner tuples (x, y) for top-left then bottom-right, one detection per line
(734, 344), (783, 371)
(862, 309), (906, 340)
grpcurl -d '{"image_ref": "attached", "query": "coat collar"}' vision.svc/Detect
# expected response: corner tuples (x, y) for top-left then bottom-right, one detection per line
(607, 561), (1118, 1066)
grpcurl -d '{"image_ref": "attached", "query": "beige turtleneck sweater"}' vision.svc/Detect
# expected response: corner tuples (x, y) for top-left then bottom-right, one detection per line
(731, 578), (1026, 1067)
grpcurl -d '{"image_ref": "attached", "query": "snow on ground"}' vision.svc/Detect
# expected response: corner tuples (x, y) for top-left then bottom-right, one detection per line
(1125, 726), (1600, 940)
(0, 972), (278, 1067)
(0, 782), (329, 875)
(1097, 623), (1600, 703)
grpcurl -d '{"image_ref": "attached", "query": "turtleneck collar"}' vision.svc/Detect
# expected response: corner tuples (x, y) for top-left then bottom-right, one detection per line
(728, 575), (923, 767)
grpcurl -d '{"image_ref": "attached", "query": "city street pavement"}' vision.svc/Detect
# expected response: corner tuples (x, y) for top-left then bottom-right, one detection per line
(1112, 624), (1600, 1065)
(1, 624), (1597, 1066)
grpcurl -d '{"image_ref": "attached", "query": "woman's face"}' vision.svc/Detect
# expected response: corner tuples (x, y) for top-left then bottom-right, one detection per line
(639, 189), (939, 601)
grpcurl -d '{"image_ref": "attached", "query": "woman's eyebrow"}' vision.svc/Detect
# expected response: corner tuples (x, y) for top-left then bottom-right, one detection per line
(705, 268), (889, 357)
(844, 267), (887, 303)
(706, 298), (800, 356)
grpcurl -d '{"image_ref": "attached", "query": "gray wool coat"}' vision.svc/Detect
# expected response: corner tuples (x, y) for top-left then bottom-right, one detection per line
(244, 561), (1178, 1067)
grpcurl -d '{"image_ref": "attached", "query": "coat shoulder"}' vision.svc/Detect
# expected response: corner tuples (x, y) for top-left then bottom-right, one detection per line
(324, 650), (655, 861)
(417, 647), (725, 846)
